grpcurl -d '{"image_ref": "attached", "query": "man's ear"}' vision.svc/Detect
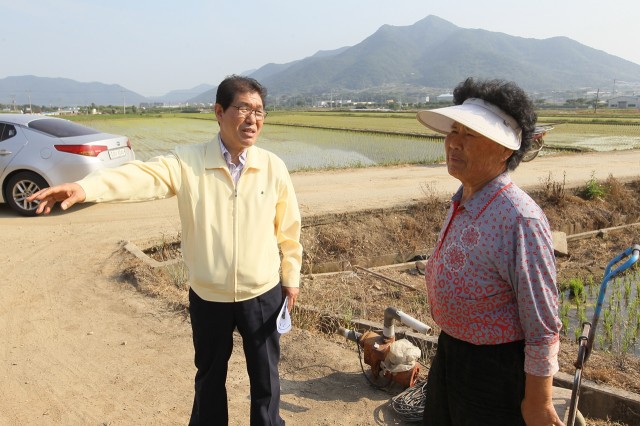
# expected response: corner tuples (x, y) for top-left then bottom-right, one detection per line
(214, 104), (223, 121)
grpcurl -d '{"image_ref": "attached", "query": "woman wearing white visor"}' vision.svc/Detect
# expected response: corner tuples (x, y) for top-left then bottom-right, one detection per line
(417, 78), (563, 426)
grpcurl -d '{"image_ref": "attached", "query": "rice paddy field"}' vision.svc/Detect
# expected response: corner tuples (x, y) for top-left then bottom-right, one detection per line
(71, 109), (640, 169)
(561, 269), (640, 356)
(74, 113), (446, 169)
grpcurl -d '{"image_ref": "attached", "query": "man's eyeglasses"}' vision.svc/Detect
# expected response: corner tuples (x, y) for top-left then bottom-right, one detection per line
(231, 105), (268, 121)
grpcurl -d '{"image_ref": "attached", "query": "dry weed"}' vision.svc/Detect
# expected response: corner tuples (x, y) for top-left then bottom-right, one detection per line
(119, 177), (640, 408)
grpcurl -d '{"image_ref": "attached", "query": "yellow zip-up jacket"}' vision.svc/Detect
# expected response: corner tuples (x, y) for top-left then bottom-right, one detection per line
(77, 138), (302, 302)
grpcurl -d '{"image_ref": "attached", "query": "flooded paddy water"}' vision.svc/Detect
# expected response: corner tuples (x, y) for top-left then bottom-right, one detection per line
(78, 114), (640, 168)
(80, 115), (445, 168)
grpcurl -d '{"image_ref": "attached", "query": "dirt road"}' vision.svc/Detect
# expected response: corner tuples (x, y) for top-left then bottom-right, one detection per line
(1, 149), (639, 425)
(294, 149), (640, 216)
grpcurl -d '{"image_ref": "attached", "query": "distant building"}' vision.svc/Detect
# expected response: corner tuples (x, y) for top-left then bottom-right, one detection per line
(45, 109), (76, 116)
(607, 96), (639, 108)
(317, 99), (352, 108)
(139, 102), (165, 108)
(437, 93), (454, 103)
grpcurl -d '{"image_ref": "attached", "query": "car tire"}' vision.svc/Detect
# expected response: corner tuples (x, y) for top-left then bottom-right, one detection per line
(5, 172), (49, 216)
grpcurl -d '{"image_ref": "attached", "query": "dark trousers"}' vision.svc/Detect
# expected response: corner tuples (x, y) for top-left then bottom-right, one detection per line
(188, 284), (284, 426)
(423, 331), (526, 426)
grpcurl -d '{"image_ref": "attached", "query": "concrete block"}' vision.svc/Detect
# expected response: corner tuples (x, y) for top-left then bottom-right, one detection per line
(553, 231), (569, 257)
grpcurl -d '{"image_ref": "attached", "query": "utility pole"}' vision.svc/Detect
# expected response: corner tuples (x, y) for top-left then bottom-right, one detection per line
(121, 89), (126, 114)
(594, 88), (599, 114)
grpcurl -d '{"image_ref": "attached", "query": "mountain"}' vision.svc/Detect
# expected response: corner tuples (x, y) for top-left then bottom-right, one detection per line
(4, 16), (640, 107)
(148, 84), (216, 104)
(190, 15), (640, 103)
(0, 76), (217, 108)
(250, 46), (351, 82)
(0, 75), (148, 108)
(272, 15), (640, 94)
(188, 46), (351, 104)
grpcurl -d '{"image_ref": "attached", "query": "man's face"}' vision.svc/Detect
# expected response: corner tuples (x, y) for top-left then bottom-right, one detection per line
(215, 91), (264, 156)
(444, 122), (512, 187)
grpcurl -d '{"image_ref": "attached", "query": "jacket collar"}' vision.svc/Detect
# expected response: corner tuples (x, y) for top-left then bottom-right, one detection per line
(205, 133), (261, 171)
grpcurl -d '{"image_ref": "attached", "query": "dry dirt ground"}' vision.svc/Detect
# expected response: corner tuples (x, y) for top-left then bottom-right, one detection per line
(1, 149), (640, 426)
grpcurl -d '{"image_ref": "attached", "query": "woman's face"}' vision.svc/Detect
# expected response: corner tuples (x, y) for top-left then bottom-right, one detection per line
(444, 122), (512, 187)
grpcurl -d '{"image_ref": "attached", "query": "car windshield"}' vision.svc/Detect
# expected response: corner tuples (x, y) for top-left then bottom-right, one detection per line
(28, 118), (101, 138)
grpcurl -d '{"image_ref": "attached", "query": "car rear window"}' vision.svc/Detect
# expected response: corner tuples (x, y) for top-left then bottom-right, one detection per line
(28, 118), (101, 138)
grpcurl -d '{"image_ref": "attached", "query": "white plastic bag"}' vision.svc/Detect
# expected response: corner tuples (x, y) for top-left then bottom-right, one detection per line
(381, 339), (421, 373)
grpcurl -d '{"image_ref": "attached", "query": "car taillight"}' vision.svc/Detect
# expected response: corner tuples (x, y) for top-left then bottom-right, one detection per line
(54, 144), (108, 157)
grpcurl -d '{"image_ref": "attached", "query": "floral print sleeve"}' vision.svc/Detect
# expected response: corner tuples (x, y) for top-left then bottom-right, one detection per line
(499, 215), (561, 376)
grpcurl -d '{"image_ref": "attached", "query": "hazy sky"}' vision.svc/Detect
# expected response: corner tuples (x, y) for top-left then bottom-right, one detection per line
(2, 0), (639, 97)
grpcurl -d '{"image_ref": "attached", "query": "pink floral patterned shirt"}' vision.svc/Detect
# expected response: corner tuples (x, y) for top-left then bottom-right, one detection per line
(425, 172), (561, 376)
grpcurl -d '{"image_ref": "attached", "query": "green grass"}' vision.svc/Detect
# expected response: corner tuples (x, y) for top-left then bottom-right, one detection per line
(266, 110), (428, 135)
(580, 172), (608, 200)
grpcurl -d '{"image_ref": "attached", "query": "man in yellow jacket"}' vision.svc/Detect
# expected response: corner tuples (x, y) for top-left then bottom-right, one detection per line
(29, 75), (303, 426)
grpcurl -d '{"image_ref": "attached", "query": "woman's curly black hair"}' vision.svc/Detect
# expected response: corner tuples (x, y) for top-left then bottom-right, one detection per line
(452, 77), (537, 171)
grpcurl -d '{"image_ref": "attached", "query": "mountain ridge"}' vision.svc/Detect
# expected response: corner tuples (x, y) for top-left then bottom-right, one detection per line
(2, 15), (639, 108)
(189, 15), (640, 103)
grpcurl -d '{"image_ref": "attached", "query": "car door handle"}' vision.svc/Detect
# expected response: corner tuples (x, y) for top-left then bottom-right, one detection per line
(0, 149), (12, 156)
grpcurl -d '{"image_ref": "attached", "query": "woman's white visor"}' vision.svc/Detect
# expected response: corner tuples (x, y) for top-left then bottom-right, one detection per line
(416, 98), (522, 150)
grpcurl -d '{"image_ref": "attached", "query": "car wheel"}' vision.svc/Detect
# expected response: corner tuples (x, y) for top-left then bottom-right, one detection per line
(5, 172), (49, 216)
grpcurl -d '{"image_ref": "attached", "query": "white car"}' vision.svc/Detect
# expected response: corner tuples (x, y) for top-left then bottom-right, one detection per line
(0, 114), (135, 216)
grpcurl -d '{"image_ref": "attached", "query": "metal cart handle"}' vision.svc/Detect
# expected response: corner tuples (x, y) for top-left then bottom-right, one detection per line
(567, 244), (640, 426)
